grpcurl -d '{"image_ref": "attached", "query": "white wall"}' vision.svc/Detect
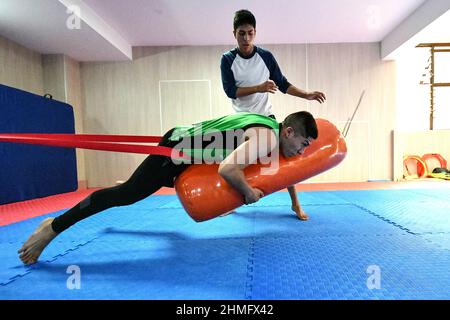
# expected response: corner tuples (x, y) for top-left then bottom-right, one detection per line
(395, 48), (430, 131)
(393, 45), (450, 180)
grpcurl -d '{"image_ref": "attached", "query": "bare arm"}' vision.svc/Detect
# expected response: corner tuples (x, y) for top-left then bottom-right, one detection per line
(236, 80), (278, 98)
(218, 127), (277, 204)
(287, 85), (326, 103)
(219, 154), (261, 204)
(236, 82), (325, 103)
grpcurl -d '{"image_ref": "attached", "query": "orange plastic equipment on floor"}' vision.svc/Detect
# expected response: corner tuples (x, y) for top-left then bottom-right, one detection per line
(175, 119), (347, 222)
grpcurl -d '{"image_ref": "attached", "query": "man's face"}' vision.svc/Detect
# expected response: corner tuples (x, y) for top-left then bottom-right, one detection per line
(234, 24), (256, 56)
(280, 127), (314, 158)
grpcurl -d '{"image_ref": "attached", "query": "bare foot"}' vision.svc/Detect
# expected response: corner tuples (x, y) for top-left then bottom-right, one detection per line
(18, 217), (58, 265)
(292, 205), (309, 221)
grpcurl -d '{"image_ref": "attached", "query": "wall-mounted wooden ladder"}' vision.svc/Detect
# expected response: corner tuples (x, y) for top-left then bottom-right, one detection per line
(416, 43), (450, 130)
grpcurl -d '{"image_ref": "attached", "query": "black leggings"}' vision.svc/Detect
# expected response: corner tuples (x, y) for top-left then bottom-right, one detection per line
(51, 129), (188, 234)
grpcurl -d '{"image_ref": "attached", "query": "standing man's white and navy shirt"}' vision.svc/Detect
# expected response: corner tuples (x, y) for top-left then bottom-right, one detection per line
(221, 46), (290, 116)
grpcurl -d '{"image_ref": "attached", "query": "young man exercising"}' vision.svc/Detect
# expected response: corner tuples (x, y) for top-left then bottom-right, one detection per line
(19, 111), (318, 265)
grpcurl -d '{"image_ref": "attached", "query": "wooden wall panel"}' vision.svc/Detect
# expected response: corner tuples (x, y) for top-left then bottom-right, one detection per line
(80, 43), (396, 187)
(0, 35), (43, 95)
(160, 80), (211, 132)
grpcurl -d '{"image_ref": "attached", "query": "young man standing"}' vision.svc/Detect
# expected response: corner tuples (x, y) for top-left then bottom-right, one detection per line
(220, 9), (326, 220)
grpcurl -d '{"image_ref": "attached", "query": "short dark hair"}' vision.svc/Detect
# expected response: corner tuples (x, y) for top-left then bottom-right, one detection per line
(233, 9), (256, 30)
(282, 111), (318, 139)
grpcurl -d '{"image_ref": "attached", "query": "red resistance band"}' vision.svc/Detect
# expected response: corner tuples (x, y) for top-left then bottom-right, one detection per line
(0, 133), (191, 160)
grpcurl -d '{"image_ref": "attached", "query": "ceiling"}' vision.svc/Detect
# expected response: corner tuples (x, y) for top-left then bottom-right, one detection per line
(82, 0), (426, 45)
(0, 0), (448, 61)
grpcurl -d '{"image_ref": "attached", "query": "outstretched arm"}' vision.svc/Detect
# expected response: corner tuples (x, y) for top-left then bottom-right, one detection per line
(262, 51), (326, 103)
(286, 85), (326, 103)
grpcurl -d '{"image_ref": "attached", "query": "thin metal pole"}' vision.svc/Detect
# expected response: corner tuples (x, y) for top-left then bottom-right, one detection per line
(430, 47), (435, 130)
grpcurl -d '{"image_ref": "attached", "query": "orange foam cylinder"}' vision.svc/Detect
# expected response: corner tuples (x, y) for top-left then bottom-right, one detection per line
(175, 119), (347, 222)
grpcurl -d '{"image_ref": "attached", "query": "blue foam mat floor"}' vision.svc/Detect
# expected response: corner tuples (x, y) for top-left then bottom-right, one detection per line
(1, 188), (450, 299)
